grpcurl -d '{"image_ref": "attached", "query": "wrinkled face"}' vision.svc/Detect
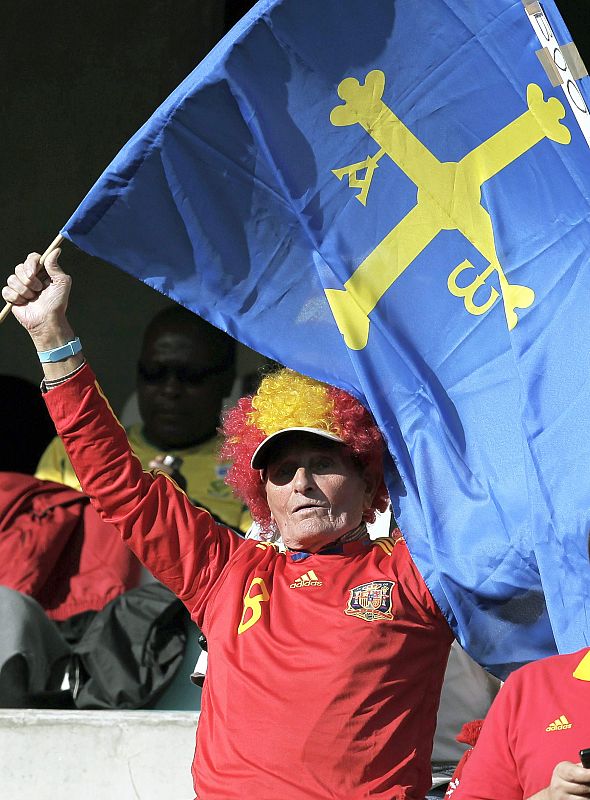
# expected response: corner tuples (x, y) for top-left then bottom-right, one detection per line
(137, 328), (234, 450)
(263, 434), (376, 552)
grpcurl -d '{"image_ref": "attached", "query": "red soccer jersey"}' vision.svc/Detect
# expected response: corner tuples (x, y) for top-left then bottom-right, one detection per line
(451, 648), (590, 799)
(44, 365), (453, 800)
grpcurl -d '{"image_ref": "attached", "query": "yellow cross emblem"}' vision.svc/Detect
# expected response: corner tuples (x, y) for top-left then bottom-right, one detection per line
(327, 70), (571, 350)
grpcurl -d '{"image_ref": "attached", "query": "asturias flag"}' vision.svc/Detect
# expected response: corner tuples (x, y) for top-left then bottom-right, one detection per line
(61, 0), (590, 677)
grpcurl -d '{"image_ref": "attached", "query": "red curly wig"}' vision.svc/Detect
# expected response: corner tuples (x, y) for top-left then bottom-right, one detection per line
(221, 368), (390, 531)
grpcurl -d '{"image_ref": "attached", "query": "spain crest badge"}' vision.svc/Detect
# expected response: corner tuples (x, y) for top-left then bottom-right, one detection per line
(344, 580), (395, 622)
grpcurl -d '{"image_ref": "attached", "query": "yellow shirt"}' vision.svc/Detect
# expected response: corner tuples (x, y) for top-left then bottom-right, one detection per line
(35, 426), (251, 532)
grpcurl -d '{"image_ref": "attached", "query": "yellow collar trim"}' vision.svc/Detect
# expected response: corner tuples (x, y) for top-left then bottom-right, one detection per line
(573, 650), (590, 681)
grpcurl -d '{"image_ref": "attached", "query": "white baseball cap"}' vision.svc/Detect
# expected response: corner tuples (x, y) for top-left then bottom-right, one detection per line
(250, 427), (345, 469)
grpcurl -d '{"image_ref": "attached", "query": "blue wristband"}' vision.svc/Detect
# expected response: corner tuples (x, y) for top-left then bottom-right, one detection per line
(37, 337), (83, 363)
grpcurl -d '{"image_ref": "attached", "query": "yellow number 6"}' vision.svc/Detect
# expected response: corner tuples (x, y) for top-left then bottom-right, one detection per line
(237, 577), (270, 635)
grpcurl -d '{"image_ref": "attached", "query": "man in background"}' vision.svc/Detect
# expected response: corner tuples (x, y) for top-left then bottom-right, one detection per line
(36, 304), (250, 531)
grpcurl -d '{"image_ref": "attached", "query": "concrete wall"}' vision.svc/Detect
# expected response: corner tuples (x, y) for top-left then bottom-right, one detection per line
(0, 709), (198, 800)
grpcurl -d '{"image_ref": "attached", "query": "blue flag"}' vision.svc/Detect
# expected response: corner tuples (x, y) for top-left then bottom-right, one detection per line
(62, 0), (590, 677)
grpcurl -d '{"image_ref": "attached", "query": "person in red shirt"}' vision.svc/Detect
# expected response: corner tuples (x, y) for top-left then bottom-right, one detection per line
(449, 647), (590, 800)
(0, 472), (141, 707)
(3, 251), (454, 799)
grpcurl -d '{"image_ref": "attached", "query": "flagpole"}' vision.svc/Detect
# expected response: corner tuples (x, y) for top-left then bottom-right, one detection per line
(0, 234), (64, 324)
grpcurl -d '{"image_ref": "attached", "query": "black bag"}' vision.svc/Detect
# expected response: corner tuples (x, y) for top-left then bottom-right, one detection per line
(70, 582), (187, 709)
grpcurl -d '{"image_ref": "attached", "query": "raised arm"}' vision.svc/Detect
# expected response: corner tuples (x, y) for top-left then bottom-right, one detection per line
(2, 252), (244, 626)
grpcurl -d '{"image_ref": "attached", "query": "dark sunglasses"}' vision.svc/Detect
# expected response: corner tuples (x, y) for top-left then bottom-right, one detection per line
(137, 362), (231, 386)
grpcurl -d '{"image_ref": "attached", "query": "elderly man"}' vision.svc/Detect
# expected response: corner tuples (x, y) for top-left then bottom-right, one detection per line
(3, 251), (454, 799)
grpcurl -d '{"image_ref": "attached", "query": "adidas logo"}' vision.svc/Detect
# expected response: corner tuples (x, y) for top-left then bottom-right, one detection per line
(546, 714), (572, 731)
(290, 570), (322, 588)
